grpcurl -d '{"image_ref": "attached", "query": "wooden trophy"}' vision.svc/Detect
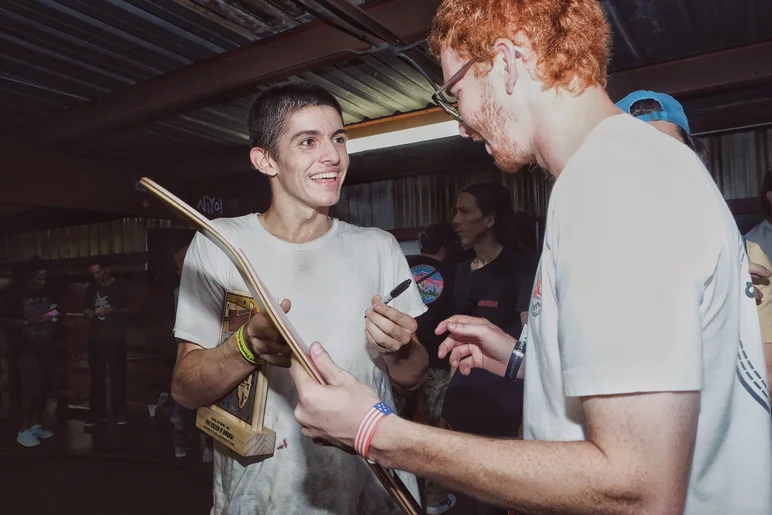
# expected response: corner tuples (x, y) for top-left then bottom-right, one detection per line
(195, 289), (276, 457)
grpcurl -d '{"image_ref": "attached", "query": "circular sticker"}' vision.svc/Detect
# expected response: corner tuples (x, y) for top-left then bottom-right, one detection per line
(411, 264), (444, 305)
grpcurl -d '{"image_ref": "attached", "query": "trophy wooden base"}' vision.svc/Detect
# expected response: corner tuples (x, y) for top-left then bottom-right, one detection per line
(196, 405), (276, 457)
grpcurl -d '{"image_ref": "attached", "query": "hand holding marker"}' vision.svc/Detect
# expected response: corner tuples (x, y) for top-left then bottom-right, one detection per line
(365, 278), (413, 318)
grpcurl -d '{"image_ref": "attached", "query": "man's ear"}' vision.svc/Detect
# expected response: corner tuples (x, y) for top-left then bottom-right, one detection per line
(250, 147), (278, 178)
(493, 37), (531, 95)
(492, 39), (523, 96)
(485, 213), (496, 230)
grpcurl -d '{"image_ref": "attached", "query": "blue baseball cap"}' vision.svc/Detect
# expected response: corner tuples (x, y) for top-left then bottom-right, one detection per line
(616, 90), (690, 135)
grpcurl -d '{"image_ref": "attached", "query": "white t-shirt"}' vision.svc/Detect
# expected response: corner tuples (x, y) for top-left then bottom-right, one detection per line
(745, 219), (772, 265)
(523, 114), (772, 514)
(174, 215), (426, 515)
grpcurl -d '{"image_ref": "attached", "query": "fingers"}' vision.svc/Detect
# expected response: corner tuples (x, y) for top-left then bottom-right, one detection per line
(280, 299), (291, 314)
(372, 302), (417, 333)
(750, 262), (772, 280)
(437, 334), (470, 359)
(366, 317), (403, 353)
(450, 345), (485, 374)
(307, 342), (349, 387)
(289, 356), (315, 393)
(445, 321), (497, 340)
(257, 338), (292, 356)
(435, 315), (491, 335)
(262, 355), (291, 368)
(247, 313), (281, 340)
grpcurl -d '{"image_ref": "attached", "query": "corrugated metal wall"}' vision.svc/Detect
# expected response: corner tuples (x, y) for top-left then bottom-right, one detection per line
(337, 126), (772, 231)
(0, 218), (173, 264)
(705, 128), (772, 200)
(1, 127), (771, 264)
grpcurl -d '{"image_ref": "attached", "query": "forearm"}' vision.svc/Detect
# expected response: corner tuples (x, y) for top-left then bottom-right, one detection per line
(171, 335), (255, 409)
(383, 336), (428, 390)
(370, 417), (652, 515)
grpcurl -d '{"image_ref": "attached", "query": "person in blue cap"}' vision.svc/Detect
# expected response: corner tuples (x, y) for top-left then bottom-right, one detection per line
(616, 90), (710, 167)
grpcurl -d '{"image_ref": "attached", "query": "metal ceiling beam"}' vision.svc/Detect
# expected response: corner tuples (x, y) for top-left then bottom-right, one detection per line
(17, 0), (441, 146)
(689, 96), (772, 135)
(0, 139), (188, 216)
(607, 40), (772, 100)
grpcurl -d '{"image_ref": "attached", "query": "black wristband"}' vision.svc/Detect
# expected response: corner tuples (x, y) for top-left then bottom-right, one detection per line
(504, 338), (526, 381)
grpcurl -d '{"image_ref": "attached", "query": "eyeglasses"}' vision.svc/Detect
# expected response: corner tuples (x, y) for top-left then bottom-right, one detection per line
(398, 54), (478, 123)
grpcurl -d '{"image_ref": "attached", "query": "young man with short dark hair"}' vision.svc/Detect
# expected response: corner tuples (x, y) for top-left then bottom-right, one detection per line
(172, 82), (428, 514)
(290, 1), (772, 513)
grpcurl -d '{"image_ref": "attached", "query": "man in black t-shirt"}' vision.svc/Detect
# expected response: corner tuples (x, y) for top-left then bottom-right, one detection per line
(83, 262), (136, 427)
(443, 184), (537, 515)
(406, 221), (459, 515)
(4, 261), (60, 447)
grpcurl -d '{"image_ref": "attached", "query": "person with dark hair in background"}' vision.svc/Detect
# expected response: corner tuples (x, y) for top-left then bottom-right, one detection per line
(443, 183), (536, 515)
(406, 221), (458, 514)
(3, 258), (60, 447)
(172, 82), (428, 514)
(83, 261), (135, 427)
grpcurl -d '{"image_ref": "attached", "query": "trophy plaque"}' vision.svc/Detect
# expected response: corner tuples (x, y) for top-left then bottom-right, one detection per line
(195, 289), (276, 457)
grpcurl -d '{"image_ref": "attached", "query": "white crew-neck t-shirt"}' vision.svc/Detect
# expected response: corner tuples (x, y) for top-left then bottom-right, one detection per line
(523, 114), (772, 514)
(174, 215), (426, 515)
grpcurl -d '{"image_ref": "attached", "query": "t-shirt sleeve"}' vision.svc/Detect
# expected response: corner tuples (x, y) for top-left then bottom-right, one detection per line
(747, 241), (772, 343)
(173, 231), (231, 349)
(554, 171), (707, 398)
(385, 233), (428, 320)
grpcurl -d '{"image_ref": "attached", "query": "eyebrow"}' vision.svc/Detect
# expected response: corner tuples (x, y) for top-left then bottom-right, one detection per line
(290, 128), (348, 141)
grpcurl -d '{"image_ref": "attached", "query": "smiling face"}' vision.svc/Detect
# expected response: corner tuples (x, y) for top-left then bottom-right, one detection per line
(441, 46), (538, 173)
(251, 105), (349, 210)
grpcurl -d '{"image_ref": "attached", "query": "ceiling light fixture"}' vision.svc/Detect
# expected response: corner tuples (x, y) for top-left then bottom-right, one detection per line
(346, 120), (461, 154)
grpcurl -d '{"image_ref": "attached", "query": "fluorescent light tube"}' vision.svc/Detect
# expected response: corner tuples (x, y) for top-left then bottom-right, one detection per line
(347, 120), (461, 154)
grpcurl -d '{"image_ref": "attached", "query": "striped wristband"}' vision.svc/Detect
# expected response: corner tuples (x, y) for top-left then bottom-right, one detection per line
(354, 401), (393, 460)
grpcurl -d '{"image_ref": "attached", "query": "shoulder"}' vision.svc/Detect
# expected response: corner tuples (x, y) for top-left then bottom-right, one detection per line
(745, 221), (767, 240)
(570, 115), (704, 188)
(190, 214), (258, 256)
(556, 116), (713, 234)
(336, 220), (399, 250)
(209, 214), (258, 240)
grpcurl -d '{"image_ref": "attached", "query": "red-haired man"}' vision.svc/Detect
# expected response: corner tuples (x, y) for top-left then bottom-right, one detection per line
(290, 1), (772, 514)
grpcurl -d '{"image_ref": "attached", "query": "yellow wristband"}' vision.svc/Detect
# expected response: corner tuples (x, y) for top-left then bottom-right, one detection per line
(236, 324), (259, 366)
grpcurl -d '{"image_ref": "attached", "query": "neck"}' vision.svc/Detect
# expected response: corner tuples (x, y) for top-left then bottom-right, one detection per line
(472, 236), (503, 268)
(532, 86), (621, 177)
(260, 189), (332, 244)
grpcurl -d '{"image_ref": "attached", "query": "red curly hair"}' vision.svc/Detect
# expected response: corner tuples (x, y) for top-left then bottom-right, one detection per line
(428, 0), (611, 93)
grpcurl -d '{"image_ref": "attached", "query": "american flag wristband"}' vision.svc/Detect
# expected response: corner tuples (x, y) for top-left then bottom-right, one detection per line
(354, 402), (394, 460)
